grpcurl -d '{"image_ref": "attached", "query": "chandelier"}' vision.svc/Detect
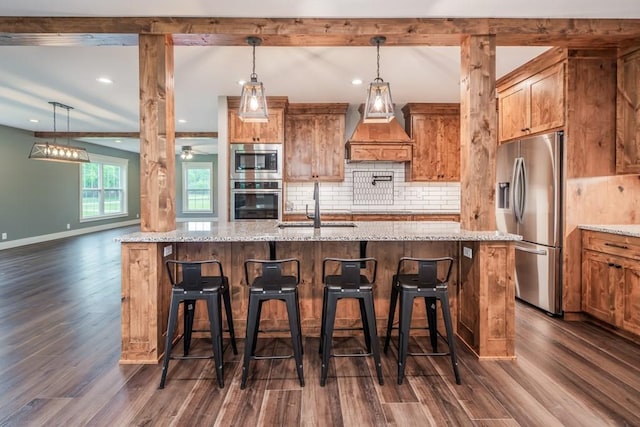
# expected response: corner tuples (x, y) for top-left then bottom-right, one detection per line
(28, 101), (90, 163)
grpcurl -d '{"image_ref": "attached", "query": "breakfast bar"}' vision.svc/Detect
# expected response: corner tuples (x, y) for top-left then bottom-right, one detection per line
(118, 221), (520, 363)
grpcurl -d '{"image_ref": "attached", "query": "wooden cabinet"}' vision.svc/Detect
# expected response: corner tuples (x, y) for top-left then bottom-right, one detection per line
(616, 47), (640, 174)
(285, 103), (348, 182)
(227, 96), (287, 143)
(402, 103), (460, 181)
(497, 60), (565, 142)
(582, 230), (640, 336)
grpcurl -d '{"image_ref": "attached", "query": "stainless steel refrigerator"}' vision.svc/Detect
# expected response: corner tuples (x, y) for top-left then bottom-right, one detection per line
(495, 131), (563, 315)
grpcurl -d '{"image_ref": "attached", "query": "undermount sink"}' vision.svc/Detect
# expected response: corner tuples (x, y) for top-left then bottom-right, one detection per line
(277, 222), (357, 228)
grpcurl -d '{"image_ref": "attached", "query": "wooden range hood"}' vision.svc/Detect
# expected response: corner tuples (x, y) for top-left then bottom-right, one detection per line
(346, 105), (413, 162)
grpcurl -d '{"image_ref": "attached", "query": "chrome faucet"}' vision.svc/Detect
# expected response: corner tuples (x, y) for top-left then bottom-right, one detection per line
(306, 181), (321, 228)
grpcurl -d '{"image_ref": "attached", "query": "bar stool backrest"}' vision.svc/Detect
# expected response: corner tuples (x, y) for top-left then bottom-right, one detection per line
(398, 257), (453, 288)
(165, 260), (224, 291)
(418, 261), (438, 287)
(244, 258), (300, 289)
(322, 257), (377, 285)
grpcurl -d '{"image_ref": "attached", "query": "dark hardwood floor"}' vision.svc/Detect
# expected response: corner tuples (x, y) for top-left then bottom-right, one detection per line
(1, 227), (639, 426)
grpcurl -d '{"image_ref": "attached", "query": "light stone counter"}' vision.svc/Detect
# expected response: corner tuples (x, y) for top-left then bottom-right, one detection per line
(578, 224), (640, 238)
(118, 220), (521, 243)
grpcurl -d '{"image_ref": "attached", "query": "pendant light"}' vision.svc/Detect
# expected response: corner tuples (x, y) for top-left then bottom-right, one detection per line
(28, 101), (90, 163)
(238, 36), (269, 123)
(363, 36), (395, 123)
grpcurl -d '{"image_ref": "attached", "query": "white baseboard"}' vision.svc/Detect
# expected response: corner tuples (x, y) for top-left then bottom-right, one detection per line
(0, 219), (141, 251)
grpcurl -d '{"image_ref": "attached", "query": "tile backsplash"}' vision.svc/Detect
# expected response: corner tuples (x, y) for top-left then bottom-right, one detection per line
(285, 161), (460, 213)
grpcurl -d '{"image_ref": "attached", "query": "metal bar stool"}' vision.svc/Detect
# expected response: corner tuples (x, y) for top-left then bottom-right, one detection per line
(319, 257), (384, 386)
(160, 259), (237, 389)
(383, 256), (460, 385)
(241, 258), (304, 389)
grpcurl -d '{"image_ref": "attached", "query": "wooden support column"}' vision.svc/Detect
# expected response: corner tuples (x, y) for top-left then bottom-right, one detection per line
(460, 34), (497, 231)
(139, 34), (176, 232)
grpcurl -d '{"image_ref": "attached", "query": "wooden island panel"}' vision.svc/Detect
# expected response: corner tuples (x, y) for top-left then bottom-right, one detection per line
(120, 237), (517, 364)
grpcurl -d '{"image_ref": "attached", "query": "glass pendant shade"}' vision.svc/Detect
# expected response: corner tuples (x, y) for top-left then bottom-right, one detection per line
(238, 75), (269, 123)
(28, 101), (90, 163)
(363, 79), (395, 123)
(238, 36), (269, 123)
(362, 36), (396, 123)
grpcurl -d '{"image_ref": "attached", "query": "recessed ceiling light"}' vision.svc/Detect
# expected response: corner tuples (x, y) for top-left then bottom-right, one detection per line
(178, 119), (187, 124)
(29, 118), (39, 123)
(237, 80), (246, 86)
(96, 77), (113, 84)
(351, 78), (363, 85)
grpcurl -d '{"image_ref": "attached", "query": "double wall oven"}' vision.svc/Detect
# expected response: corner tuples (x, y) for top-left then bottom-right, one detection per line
(230, 143), (283, 221)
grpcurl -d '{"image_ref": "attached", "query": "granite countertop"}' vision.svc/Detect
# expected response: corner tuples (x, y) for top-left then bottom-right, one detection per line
(117, 220), (521, 243)
(578, 224), (640, 238)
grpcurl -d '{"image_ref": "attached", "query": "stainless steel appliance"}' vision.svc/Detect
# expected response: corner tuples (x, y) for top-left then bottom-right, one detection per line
(230, 180), (282, 220)
(230, 143), (282, 180)
(495, 131), (563, 315)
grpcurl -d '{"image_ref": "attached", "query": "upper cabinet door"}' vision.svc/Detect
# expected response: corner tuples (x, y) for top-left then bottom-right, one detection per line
(528, 62), (565, 135)
(403, 103), (460, 182)
(499, 82), (529, 142)
(313, 114), (345, 181)
(284, 114), (315, 181)
(616, 48), (640, 174)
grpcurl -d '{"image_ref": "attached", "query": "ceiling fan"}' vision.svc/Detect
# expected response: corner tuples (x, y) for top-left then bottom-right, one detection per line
(179, 143), (216, 160)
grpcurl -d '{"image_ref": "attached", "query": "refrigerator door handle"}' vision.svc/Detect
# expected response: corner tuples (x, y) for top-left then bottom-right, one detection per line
(519, 157), (527, 223)
(511, 157), (520, 222)
(513, 157), (525, 224)
(515, 244), (547, 256)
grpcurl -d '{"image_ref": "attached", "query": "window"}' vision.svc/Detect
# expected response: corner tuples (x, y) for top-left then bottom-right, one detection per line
(80, 154), (128, 221)
(183, 162), (213, 213)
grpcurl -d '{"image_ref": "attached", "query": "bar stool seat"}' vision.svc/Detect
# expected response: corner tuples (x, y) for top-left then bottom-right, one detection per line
(319, 257), (384, 386)
(159, 259), (237, 389)
(241, 258), (304, 389)
(384, 256), (460, 385)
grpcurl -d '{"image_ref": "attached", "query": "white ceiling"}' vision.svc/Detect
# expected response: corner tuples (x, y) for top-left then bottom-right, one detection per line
(1, 0), (639, 155)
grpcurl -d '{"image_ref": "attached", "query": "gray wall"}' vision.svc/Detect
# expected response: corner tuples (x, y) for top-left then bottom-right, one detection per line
(0, 125), (141, 242)
(174, 154), (219, 219)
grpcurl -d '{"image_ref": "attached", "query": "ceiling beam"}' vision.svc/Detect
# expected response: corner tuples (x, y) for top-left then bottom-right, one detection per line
(1, 17), (640, 47)
(33, 131), (218, 139)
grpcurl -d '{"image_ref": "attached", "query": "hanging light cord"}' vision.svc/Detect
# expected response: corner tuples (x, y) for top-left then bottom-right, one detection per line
(66, 106), (70, 145)
(376, 40), (381, 81)
(251, 42), (257, 80)
(52, 102), (57, 144)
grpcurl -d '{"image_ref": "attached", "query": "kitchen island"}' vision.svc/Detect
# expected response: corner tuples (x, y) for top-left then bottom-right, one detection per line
(118, 221), (520, 363)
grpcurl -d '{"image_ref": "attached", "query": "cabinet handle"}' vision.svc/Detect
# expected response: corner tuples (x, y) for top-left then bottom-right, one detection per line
(604, 242), (629, 250)
(608, 262), (623, 269)
(520, 127), (530, 132)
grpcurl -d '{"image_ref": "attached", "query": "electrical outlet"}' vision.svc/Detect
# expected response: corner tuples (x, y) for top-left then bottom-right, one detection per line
(1, 232), (7, 240)
(463, 246), (473, 259)
(66, 223), (71, 230)
(136, 213), (140, 218)
(163, 245), (173, 257)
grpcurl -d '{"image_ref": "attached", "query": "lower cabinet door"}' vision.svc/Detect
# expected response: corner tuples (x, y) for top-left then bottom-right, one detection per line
(582, 250), (621, 324)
